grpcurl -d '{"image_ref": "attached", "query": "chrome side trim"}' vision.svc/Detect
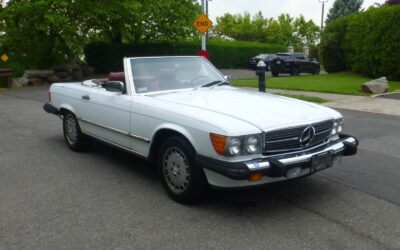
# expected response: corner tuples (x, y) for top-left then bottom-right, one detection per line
(82, 131), (148, 159)
(79, 117), (127, 135)
(78, 118), (150, 143)
(128, 133), (151, 143)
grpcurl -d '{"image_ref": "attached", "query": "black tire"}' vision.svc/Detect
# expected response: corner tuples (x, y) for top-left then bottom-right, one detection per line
(290, 67), (299, 76)
(312, 67), (320, 75)
(271, 71), (279, 77)
(157, 136), (207, 204)
(62, 112), (91, 152)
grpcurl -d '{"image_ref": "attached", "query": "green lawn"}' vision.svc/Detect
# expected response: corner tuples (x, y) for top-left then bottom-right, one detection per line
(232, 72), (400, 96)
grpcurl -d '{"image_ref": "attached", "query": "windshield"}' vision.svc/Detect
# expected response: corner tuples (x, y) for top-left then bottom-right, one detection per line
(130, 57), (225, 94)
(276, 53), (291, 58)
(275, 54), (292, 61)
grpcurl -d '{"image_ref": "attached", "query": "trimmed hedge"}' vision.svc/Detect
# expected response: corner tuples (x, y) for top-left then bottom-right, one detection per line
(321, 6), (400, 80)
(84, 41), (286, 73)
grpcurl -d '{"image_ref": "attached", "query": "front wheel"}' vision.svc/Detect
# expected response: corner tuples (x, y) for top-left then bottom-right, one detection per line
(290, 67), (299, 76)
(157, 136), (207, 204)
(63, 112), (90, 152)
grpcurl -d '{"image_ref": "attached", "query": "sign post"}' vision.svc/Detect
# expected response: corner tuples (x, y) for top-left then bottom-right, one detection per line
(201, 0), (206, 51)
(193, 0), (213, 58)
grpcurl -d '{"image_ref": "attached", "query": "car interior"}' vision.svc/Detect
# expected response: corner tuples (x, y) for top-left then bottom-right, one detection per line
(87, 72), (127, 94)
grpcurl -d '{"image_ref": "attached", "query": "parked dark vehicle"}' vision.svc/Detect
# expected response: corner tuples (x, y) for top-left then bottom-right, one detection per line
(270, 53), (320, 77)
(249, 54), (275, 71)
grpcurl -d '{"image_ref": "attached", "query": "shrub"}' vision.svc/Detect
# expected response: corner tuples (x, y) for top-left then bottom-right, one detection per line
(0, 58), (25, 77)
(320, 18), (349, 72)
(84, 41), (286, 73)
(320, 6), (400, 80)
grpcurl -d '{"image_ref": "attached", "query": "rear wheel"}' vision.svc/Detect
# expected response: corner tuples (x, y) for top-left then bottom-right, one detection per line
(63, 112), (90, 152)
(158, 136), (207, 204)
(312, 67), (320, 75)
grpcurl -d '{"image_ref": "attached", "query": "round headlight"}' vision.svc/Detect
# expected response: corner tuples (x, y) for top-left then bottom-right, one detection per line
(337, 119), (344, 133)
(331, 121), (338, 135)
(331, 119), (344, 135)
(227, 137), (241, 155)
(246, 136), (259, 154)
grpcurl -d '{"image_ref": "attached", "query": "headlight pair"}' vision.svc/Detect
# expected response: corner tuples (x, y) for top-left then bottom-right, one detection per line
(331, 118), (344, 136)
(210, 133), (262, 156)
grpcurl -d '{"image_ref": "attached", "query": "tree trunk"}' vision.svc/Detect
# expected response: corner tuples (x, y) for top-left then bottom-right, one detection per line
(112, 31), (123, 44)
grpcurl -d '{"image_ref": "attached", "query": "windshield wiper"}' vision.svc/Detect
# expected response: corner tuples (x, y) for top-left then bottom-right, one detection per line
(194, 80), (229, 90)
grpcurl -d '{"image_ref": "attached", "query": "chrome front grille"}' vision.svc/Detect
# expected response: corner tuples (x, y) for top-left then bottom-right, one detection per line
(264, 120), (334, 155)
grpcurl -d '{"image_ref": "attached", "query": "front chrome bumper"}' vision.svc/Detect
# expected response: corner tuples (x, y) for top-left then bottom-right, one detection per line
(197, 135), (358, 188)
(246, 136), (357, 171)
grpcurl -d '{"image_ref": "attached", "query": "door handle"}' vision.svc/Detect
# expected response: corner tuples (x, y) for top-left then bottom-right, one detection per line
(82, 94), (90, 100)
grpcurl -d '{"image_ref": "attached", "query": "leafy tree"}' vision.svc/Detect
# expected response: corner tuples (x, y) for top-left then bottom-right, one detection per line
(75, 1), (142, 44)
(214, 12), (320, 47)
(275, 14), (296, 45)
(326, 0), (364, 25)
(321, 5), (400, 80)
(130, 0), (200, 42)
(214, 12), (267, 42)
(0, 0), (199, 70)
(293, 16), (320, 46)
(0, 0), (88, 69)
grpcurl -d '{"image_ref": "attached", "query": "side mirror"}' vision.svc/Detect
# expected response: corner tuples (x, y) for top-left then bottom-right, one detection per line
(224, 75), (232, 82)
(104, 81), (125, 93)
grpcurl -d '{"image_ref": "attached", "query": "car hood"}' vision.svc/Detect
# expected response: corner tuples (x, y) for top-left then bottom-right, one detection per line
(150, 86), (340, 131)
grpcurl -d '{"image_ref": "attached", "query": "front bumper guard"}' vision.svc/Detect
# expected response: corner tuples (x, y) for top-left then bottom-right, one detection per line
(196, 135), (358, 181)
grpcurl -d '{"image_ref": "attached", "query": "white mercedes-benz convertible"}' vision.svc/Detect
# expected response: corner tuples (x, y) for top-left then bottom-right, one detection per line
(44, 56), (358, 203)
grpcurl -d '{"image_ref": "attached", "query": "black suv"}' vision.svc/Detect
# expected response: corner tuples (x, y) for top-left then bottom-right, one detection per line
(269, 53), (320, 77)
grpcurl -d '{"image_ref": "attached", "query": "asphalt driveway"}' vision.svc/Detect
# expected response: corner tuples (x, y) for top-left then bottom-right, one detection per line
(1, 86), (399, 249)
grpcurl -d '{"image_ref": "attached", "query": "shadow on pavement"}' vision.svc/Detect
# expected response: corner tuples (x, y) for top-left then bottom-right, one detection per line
(79, 138), (333, 213)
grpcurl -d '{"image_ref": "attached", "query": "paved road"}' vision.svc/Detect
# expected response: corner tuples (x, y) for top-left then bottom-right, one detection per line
(1, 87), (400, 249)
(376, 93), (400, 100)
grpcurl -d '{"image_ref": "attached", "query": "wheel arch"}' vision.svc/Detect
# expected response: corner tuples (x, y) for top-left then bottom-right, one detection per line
(148, 125), (197, 163)
(59, 104), (76, 116)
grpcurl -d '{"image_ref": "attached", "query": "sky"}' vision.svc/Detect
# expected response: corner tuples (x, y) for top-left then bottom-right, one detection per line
(206, 0), (386, 26)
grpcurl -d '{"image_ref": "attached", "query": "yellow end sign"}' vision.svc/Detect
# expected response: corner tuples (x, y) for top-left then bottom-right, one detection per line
(1, 54), (9, 62)
(193, 14), (213, 34)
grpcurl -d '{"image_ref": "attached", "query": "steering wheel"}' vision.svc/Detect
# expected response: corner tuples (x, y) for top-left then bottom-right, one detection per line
(190, 75), (209, 85)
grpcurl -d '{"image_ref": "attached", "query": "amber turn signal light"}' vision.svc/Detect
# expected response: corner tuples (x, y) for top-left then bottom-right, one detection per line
(210, 133), (227, 155)
(249, 173), (263, 182)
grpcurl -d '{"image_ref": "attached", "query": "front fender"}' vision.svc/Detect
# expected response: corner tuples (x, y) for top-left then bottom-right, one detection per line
(151, 123), (197, 150)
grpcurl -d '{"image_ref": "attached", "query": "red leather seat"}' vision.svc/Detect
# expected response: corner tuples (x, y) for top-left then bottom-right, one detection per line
(108, 72), (126, 83)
